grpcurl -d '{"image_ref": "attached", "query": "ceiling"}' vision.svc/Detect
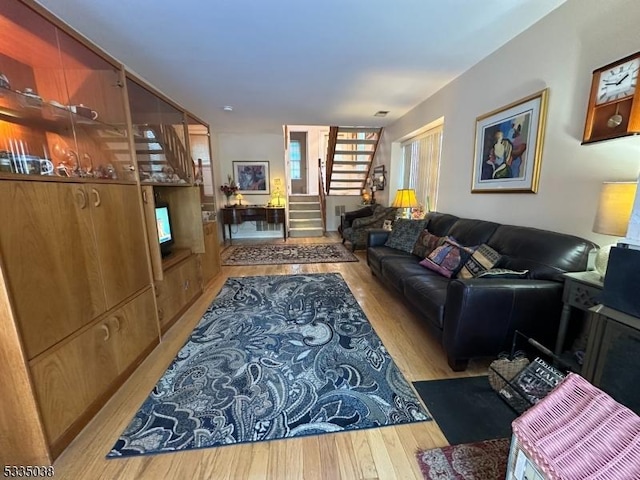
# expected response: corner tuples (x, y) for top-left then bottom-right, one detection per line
(36, 0), (567, 134)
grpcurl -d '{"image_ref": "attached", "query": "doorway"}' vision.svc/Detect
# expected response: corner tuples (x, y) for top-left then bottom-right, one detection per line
(289, 131), (307, 194)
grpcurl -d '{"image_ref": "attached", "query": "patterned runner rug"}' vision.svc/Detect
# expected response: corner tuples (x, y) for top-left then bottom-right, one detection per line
(108, 273), (429, 458)
(220, 243), (358, 265)
(416, 438), (511, 480)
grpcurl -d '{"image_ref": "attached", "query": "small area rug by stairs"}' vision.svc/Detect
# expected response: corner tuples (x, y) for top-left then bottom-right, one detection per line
(221, 243), (358, 266)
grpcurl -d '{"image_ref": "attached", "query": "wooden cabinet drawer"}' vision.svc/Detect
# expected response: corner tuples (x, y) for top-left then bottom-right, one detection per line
(181, 253), (201, 307)
(110, 288), (159, 374)
(156, 255), (201, 330)
(30, 318), (119, 444)
(30, 289), (158, 445)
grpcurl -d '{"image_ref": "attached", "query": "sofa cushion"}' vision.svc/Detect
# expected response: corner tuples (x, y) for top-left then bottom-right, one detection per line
(367, 245), (414, 275)
(486, 225), (597, 281)
(420, 238), (474, 278)
(457, 243), (502, 279)
(412, 229), (445, 258)
(403, 275), (450, 330)
(380, 256), (431, 292)
(448, 218), (500, 247)
(384, 219), (428, 253)
(424, 212), (459, 236)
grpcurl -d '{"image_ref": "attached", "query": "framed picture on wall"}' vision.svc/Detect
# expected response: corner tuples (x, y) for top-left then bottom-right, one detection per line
(233, 161), (270, 194)
(471, 88), (549, 193)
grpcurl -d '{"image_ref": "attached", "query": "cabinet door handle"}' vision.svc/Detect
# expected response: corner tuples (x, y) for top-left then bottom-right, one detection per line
(100, 323), (110, 341)
(92, 188), (101, 207)
(158, 308), (164, 320)
(142, 189), (148, 204)
(75, 188), (87, 209)
(184, 279), (190, 290)
(112, 315), (121, 332)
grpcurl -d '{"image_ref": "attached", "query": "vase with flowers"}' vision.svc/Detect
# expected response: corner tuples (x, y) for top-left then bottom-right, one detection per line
(220, 175), (239, 207)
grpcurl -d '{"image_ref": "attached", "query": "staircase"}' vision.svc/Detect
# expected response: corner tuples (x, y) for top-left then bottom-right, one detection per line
(288, 195), (324, 238)
(96, 125), (193, 183)
(325, 126), (382, 195)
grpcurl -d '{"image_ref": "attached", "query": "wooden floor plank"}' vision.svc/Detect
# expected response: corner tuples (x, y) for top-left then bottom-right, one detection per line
(51, 233), (490, 479)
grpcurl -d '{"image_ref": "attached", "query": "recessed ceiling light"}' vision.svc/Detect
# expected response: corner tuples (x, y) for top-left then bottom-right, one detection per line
(374, 110), (389, 117)
(223, 106), (233, 112)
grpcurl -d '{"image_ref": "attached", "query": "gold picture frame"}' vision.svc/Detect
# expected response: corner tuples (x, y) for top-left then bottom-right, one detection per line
(471, 88), (549, 193)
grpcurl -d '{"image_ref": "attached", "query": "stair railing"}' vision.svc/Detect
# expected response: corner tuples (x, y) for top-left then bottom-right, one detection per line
(362, 128), (384, 192)
(325, 126), (338, 193)
(318, 158), (327, 235)
(149, 124), (192, 181)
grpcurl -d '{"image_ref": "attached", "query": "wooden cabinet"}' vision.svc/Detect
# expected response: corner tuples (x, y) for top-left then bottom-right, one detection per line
(30, 288), (158, 451)
(0, 181), (105, 358)
(0, 0), (135, 182)
(89, 183), (149, 308)
(156, 253), (201, 332)
(0, 181), (149, 359)
(0, 0), (213, 465)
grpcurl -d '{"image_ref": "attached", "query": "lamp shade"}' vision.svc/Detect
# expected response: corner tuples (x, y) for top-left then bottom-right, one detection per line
(391, 189), (419, 208)
(592, 182), (637, 236)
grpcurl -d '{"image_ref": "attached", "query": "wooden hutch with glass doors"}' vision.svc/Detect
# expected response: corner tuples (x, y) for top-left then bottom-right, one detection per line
(0, 0), (219, 465)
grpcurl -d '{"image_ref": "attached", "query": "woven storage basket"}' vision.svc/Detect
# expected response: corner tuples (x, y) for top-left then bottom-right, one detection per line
(511, 373), (640, 479)
(488, 353), (528, 392)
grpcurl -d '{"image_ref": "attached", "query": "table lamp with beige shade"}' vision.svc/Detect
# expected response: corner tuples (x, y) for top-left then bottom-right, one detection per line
(235, 193), (243, 206)
(391, 189), (419, 219)
(271, 178), (285, 206)
(592, 181), (637, 278)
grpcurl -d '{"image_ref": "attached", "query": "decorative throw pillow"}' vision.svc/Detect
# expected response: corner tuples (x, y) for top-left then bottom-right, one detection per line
(457, 244), (502, 279)
(419, 238), (475, 278)
(384, 219), (428, 253)
(477, 268), (530, 279)
(412, 229), (445, 258)
(382, 219), (393, 231)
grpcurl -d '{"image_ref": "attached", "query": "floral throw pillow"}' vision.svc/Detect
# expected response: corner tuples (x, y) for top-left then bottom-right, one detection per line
(419, 238), (475, 278)
(412, 229), (445, 258)
(457, 244), (502, 279)
(384, 219), (428, 253)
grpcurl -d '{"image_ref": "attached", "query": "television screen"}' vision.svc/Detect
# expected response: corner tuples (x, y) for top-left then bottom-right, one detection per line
(155, 205), (173, 244)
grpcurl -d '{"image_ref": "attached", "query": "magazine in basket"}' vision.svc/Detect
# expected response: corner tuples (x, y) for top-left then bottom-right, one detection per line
(499, 357), (565, 413)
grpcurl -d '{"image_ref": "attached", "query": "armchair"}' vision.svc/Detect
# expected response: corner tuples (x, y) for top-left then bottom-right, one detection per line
(340, 204), (398, 251)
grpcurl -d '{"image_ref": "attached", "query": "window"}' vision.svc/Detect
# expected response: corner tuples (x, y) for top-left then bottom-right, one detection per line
(401, 124), (443, 211)
(290, 140), (301, 180)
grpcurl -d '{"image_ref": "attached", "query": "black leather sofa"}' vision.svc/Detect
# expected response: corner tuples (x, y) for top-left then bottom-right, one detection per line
(367, 212), (598, 371)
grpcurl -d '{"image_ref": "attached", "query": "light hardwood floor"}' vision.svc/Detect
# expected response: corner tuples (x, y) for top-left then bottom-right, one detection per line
(53, 234), (490, 479)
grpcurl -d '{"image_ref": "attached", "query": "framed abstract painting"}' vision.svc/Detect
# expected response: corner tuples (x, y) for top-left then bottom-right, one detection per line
(233, 161), (270, 194)
(471, 89), (549, 193)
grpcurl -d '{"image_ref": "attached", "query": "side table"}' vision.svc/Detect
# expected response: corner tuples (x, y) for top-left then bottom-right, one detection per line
(554, 271), (603, 363)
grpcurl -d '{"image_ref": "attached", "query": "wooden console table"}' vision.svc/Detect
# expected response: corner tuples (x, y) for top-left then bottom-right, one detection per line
(221, 206), (286, 243)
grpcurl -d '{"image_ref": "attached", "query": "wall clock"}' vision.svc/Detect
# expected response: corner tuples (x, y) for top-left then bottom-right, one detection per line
(582, 52), (640, 144)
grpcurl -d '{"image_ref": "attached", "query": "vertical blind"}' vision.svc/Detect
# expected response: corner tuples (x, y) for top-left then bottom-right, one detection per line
(401, 125), (443, 211)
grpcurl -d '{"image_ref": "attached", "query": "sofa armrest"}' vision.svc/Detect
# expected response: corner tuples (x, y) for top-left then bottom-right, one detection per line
(442, 278), (563, 369)
(368, 229), (390, 247)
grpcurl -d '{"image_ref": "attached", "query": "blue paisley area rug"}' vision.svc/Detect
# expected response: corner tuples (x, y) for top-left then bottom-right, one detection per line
(107, 273), (430, 458)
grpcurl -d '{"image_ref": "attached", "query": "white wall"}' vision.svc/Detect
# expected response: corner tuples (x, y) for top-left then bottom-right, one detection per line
(213, 133), (285, 239)
(377, 0), (640, 247)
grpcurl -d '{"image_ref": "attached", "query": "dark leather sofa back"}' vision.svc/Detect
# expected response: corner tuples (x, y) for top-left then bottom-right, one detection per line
(424, 212), (458, 236)
(487, 225), (597, 281)
(448, 218), (500, 247)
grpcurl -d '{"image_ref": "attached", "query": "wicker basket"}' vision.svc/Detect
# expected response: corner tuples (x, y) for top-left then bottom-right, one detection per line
(511, 373), (640, 479)
(488, 352), (529, 392)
